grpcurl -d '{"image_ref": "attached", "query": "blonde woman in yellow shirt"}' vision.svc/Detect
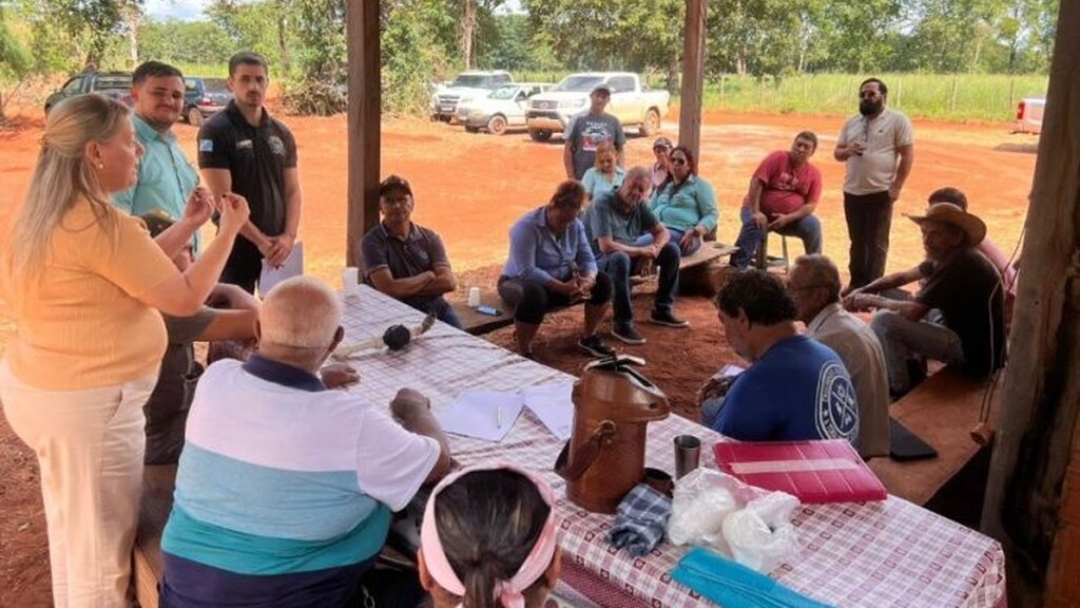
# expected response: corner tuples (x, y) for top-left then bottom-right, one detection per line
(0, 94), (249, 608)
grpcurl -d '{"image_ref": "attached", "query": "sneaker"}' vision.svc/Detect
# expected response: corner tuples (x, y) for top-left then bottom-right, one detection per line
(578, 334), (616, 358)
(649, 309), (690, 328)
(612, 324), (646, 345)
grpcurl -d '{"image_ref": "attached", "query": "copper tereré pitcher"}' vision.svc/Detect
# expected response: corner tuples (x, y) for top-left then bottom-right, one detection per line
(555, 355), (670, 513)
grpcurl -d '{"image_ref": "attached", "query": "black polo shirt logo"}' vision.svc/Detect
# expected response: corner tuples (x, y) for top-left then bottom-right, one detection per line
(237, 139), (254, 150)
(268, 136), (286, 156)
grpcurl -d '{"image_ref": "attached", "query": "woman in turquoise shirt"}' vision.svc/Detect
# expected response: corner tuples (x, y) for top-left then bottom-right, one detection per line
(580, 140), (625, 202)
(649, 145), (718, 255)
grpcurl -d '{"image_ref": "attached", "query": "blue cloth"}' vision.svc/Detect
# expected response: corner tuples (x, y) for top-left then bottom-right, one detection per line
(714, 336), (859, 445)
(608, 483), (672, 556)
(649, 175), (719, 232)
(581, 166), (626, 200)
(731, 206), (823, 269)
(671, 547), (834, 608)
(503, 207), (598, 284)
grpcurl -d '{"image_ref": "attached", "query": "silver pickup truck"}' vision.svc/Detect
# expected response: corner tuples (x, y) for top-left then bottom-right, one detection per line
(525, 72), (670, 142)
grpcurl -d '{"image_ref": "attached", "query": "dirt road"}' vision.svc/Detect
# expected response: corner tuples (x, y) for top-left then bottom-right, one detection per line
(0, 107), (1036, 605)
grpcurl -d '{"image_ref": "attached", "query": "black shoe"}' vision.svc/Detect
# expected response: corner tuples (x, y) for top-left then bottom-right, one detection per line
(612, 324), (646, 345)
(578, 334), (616, 358)
(649, 309), (690, 328)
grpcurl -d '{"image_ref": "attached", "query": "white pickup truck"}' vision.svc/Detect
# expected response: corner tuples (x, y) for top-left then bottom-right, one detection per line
(525, 72), (670, 142)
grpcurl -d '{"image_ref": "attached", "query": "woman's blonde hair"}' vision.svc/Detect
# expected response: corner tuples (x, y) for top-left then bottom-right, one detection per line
(8, 94), (129, 279)
(593, 140), (617, 168)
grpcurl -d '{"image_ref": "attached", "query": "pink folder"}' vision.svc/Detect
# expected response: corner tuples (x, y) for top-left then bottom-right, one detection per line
(713, 439), (887, 503)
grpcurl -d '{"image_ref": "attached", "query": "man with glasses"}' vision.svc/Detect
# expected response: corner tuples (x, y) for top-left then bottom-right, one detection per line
(787, 254), (889, 457)
(731, 131), (823, 268)
(834, 78), (914, 294)
(585, 167), (687, 345)
(361, 175), (462, 328)
(564, 83), (626, 180)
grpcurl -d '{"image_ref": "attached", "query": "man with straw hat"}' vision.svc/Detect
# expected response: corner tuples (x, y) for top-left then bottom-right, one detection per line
(843, 203), (1005, 396)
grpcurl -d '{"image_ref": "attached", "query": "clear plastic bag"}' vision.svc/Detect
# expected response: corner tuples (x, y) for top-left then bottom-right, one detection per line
(666, 468), (799, 572)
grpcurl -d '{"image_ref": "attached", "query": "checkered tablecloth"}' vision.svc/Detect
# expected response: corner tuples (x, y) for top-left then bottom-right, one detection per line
(340, 286), (1007, 608)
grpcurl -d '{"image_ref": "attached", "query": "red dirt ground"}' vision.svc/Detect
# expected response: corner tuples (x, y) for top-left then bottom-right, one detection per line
(0, 102), (1036, 605)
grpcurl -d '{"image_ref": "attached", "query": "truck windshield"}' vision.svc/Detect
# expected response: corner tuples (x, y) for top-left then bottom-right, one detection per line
(97, 76), (132, 90)
(553, 76), (604, 92)
(450, 75), (497, 89)
(489, 85), (518, 100)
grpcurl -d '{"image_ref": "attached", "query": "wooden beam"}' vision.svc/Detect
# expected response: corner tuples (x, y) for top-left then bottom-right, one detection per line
(980, 0), (1080, 603)
(345, 0), (381, 268)
(678, 0), (707, 157)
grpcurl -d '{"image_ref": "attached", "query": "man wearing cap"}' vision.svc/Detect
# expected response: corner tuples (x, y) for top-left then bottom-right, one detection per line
(844, 204), (1005, 396)
(198, 51), (302, 293)
(361, 175), (462, 328)
(564, 84), (626, 181)
(650, 136), (674, 193)
(731, 131), (824, 268)
(114, 61), (205, 250)
(834, 78), (914, 293)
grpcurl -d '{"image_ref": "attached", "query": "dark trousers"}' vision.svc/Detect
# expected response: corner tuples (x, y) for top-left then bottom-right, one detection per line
(843, 191), (893, 289)
(598, 242), (680, 328)
(220, 237), (263, 294)
(497, 273), (613, 325)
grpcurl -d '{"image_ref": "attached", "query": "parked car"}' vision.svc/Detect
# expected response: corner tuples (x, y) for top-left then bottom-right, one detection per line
(455, 82), (553, 135)
(1014, 96), (1044, 134)
(525, 72), (670, 142)
(429, 70), (514, 121)
(44, 71), (132, 114)
(183, 77), (232, 126)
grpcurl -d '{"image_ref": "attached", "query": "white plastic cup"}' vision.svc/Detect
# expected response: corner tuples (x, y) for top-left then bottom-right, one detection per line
(468, 286), (481, 308)
(342, 267), (360, 298)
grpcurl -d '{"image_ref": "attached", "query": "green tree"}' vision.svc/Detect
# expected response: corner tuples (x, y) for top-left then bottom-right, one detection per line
(137, 19), (234, 66)
(206, 0), (286, 68)
(0, 4), (31, 122)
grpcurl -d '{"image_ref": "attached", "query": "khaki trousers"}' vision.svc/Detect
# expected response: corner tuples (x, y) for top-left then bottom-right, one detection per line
(1, 362), (155, 608)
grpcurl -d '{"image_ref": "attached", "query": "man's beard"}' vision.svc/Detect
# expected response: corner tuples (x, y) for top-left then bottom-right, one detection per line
(859, 99), (883, 116)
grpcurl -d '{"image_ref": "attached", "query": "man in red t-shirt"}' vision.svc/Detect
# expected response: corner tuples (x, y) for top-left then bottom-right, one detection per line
(731, 131), (823, 268)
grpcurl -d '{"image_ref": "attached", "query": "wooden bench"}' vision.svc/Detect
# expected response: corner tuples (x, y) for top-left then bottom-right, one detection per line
(456, 243), (738, 335)
(868, 367), (1000, 508)
(133, 464), (177, 608)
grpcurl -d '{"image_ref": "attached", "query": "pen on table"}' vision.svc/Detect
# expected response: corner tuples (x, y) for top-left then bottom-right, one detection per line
(497, 405), (503, 429)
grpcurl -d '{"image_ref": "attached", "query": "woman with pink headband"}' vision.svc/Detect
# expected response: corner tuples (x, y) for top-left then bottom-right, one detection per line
(419, 464), (561, 608)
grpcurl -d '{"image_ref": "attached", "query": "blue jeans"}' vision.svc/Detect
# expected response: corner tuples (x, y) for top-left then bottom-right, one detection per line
(597, 241), (681, 329)
(666, 227), (703, 256)
(413, 296), (462, 329)
(731, 207), (822, 268)
(870, 310), (965, 394)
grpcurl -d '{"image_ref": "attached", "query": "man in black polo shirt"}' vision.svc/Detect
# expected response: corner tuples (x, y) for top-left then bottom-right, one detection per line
(361, 175), (462, 328)
(198, 51), (301, 293)
(844, 203), (1005, 396)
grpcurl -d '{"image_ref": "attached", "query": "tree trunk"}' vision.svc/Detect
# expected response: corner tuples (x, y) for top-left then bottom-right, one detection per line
(665, 50), (679, 94)
(461, 0), (476, 70)
(278, 15), (290, 74)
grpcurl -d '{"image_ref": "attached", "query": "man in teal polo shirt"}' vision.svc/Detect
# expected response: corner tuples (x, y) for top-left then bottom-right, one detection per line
(114, 60), (208, 250)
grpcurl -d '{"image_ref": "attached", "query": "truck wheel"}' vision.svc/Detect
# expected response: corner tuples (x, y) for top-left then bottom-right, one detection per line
(187, 107), (203, 126)
(640, 108), (661, 137)
(529, 129), (553, 142)
(487, 114), (508, 136)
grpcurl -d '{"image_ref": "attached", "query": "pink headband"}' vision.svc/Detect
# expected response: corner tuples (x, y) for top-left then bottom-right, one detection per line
(420, 463), (559, 608)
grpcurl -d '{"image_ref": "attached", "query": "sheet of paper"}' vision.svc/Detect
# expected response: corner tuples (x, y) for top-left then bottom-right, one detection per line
(259, 241), (304, 297)
(521, 382), (575, 441)
(712, 363), (745, 381)
(435, 390), (523, 443)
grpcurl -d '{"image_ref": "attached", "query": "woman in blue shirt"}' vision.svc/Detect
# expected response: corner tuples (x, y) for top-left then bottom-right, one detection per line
(499, 181), (615, 359)
(580, 140), (625, 202)
(649, 146), (719, 256)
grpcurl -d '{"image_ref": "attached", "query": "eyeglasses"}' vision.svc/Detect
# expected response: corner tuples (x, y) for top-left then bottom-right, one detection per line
(671, 158), (688, 166)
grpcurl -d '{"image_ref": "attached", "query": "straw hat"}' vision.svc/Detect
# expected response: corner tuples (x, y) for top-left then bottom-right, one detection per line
(905, 203), (986, 246)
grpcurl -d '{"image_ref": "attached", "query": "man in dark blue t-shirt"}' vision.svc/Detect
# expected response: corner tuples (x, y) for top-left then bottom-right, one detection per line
(705, 270), (859, 445)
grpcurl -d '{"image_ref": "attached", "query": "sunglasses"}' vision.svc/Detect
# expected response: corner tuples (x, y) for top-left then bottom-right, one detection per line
(672, 157), (688, 166)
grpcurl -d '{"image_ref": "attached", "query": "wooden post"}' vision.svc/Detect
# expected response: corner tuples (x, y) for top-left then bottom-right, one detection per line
(678, 0), (707, 155)
(980, 0), (1080, 604)
(345, 0), (381, 268)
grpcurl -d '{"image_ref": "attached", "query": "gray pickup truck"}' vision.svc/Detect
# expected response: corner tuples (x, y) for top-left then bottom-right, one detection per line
(44, 71), (133, 114)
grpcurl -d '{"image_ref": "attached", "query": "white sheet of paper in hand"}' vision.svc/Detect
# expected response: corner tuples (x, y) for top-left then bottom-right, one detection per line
(259, 241), (304, 297)
(522, 382), (575, 440)
(435, 390), (523, 443)
(713, 363), (745, 381)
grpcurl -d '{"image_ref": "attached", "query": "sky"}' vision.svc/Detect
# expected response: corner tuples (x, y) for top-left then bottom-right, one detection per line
(144, 0), (524, 22)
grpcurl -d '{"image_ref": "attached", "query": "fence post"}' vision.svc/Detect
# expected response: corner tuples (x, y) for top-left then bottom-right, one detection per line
(950, 77), (959, 112)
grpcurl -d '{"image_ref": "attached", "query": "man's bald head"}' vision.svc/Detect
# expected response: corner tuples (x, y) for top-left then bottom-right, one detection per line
(260, 276), (343, 351)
